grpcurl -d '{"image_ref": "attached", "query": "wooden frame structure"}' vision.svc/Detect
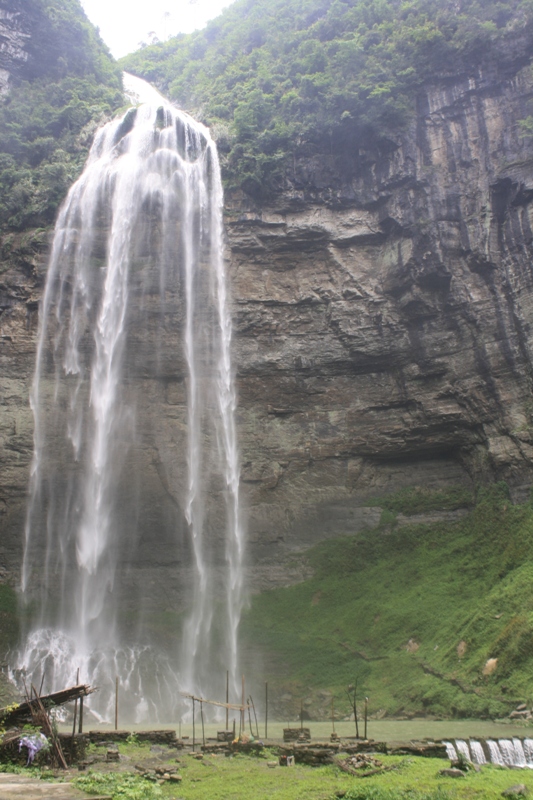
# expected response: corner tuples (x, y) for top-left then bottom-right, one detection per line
(180, 690), (251, 750)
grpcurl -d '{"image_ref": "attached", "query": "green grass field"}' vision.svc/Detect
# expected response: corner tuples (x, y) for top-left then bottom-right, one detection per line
(240, 483), (533, 719)
(70, 745), (533, 800)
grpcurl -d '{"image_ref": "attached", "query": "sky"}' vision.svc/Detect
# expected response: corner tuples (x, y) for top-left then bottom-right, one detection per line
(80, 0), (236, 58)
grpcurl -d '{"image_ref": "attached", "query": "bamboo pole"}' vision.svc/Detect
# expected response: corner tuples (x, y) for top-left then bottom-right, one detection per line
(200, 701), (205, 748)
(192, 698), (196, 752)
(364, 697), (368, 740)
(241, 674), (245, 736)
(347, 678), (359, 739)
(300, 699), (303, 730)
(331, 697), (335, 733)
(72, 668), (79, 740)
(265, 682), (268, 740)
(247, 698), (253, 735)
(31, 684), (67, 769)
(226, 670), (229, 731)
(250, 695), (259, 738)
(115, 677), (119, 731)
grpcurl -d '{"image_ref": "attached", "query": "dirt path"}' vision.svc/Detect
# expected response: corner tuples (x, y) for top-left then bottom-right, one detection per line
(0, 773), (104, 800)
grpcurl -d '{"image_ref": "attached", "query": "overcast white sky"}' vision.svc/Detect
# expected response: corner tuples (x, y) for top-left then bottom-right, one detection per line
(80, 0), (235, 58)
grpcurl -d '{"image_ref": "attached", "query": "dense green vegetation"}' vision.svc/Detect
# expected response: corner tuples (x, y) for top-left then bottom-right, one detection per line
(365, 486), (474, 517)
(0, 0), (123, 232)
(122, 0), (533, 196)
(74, 771), (163, 799)
(241, 483), (533, 718)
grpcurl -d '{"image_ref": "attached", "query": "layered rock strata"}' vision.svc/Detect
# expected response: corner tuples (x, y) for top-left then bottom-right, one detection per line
(3, 62), (533, 599)
(228, 63), (533, 581)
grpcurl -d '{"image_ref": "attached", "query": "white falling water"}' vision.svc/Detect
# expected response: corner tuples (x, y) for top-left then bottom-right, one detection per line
(445, 738), (533, 769)
(499, 739), (516, 766)
(524, 738), (533, 763)
(15, 74), (245, 720)
(512, 738), (527, 767)
(455, 739), (471, 761)
(487, 740), (506, 766)
(443, 741), (458, 760)
(469, 740), (487, 765)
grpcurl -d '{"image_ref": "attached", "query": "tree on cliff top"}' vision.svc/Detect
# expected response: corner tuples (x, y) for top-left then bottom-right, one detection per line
(121, 0), (533, 197)
(0, 0), (123, 232)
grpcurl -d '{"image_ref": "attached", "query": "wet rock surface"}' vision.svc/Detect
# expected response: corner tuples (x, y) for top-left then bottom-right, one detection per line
(3, 61), (533, 601)
(228, 62), (533, 585)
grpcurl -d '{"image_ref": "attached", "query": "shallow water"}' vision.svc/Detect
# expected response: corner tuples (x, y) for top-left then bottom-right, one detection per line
(63, 718), (533, 743)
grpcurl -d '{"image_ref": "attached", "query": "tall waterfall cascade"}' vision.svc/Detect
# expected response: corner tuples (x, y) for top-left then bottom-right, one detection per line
(14, 74), (245, 722)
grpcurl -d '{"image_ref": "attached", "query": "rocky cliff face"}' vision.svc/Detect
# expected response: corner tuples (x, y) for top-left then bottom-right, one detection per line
(3, 61), (533, 601)
(227, 62), (533, 586)
(0, 3), (29, 94)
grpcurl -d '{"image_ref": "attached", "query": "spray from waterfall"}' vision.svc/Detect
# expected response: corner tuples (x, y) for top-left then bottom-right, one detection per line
(15, 74), (245, 721)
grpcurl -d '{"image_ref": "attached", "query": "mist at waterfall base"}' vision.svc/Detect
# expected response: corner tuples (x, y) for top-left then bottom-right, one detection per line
(12, 75), (245, 724)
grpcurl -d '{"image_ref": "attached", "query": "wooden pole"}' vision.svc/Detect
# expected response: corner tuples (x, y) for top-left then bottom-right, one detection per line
(364, 697), (368, 740)
(226, 670), (229, 731)
(192, 698), (196, 752)
(265, 682), (268, 740)
(78, 696), (83, 734)
(72, 668), (79, 740)
(250, 695), (259, 738)
(331, 697), (335, 733)
(348, 678), (359, 739)
(200, 700), (205, 747)
(241, 674), (245, 737)
(115, 676), (119, 731)
(300, 699), (303, 730)
(31, 684), (67, 770)
(247, 697), (253, 735)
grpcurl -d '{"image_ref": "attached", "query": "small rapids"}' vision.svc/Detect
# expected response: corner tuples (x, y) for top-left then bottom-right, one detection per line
(444, 738), (533, 769)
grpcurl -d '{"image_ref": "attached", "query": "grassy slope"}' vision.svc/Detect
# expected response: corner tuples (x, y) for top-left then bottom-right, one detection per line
(240, 484), (533, 719)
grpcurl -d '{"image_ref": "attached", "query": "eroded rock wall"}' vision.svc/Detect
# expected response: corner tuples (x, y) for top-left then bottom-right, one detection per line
(3, 63), (533, 598)
(228, 64), (533, 584)
(0, 3), (29, 94)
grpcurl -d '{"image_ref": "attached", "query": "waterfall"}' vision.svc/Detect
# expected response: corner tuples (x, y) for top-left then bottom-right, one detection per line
(446, 738), (533, 769)
(487, 740), (506, 766)
(524, 738), (533, 762)
(469, 740), (486, 765)
(443, 741), (458, 760)
(455, 740), (471, 761)
(14, 74), (245, 721)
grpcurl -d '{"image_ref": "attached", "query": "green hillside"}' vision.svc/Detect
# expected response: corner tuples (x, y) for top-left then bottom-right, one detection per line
(121, 0), (533, 197)
(240, 483), (533, 719)
(0, 0), (123, 233)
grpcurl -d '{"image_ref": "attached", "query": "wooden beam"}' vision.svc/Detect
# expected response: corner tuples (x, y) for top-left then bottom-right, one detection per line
(179, 692), (250, 710)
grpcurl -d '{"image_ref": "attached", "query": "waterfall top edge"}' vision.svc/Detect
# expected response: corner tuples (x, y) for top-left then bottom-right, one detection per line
(122, 72), (209, 139)
(123, 71), (167, 108)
